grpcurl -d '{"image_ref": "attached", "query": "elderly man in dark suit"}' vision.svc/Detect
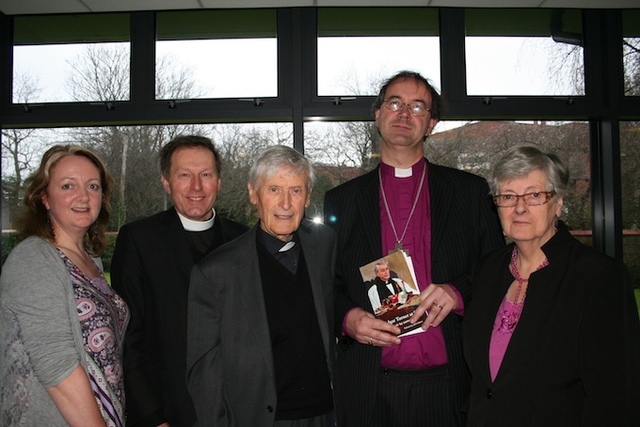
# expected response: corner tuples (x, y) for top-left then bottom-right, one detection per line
(324, 71), (505, 427)
(111, 135), (247, 427)
(186, 145), (336, 427)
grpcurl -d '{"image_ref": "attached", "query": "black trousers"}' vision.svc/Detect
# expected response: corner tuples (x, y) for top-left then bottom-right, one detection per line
(370, 365), (459, 427)
(274, 411), (335, 427)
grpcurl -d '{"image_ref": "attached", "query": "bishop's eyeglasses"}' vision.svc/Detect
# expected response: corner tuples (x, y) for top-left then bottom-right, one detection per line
(493, 191), (556, 207)
(382, 98), (431, 117)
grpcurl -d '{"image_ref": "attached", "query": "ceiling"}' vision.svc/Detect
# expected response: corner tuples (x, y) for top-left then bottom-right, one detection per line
(0, 0), (639, 16)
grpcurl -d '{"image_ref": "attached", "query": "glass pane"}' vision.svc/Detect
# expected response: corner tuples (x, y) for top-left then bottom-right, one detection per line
(623, 37), (640, 96)
(620, 121), (640, 293)
(305, 120), (379, 172)
(1, 122), (292, 266)
(304, 120), (378, 219)
(429, 120), (591, 242)
(156, 10), (277, 99)
(465, 9), (584, 96)
(1, 128), (53, 229)
(12, 14), (130, 103)
(623, 10), (640, 96)
(212, 123), (293, 225)
(317, 8), (440, 96)
(305, 120), (591, 241)
(1, 123), (291, 228)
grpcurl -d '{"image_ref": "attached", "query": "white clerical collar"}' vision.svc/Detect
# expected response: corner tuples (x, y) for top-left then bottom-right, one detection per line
(279, 241), (296, 252)
(381, 160), (423, 179)
(394, 167), (413, 178)
(176, 209), (216, 231)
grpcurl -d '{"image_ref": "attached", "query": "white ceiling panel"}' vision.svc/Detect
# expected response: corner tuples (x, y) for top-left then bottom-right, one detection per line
(81, 0), (203, 13)
(540, 0), (640, 7)
(0, 0), (638, 15)
(200, 0), (315, 7)
(429, 0), (544, 6)
(0, 0), (90, 15)
(317, 0), (429, 6)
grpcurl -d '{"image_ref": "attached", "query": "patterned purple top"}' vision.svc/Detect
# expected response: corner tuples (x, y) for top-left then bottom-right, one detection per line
(488, 297), (523, 382)
(59, 250), (129, 427)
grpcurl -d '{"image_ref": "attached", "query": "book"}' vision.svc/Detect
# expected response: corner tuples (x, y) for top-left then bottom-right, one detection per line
(359, 250), (426, 336)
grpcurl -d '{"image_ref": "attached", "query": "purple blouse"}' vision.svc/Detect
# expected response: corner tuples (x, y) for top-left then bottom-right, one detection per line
(489, 297), (524, 381)
(59, 250), (129, 427)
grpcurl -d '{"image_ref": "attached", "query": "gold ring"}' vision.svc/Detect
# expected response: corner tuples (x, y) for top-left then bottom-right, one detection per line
(433, 302), (443, 309)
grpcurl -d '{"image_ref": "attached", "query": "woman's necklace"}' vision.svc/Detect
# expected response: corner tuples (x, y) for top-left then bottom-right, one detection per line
(378, 162), (427, 253)
(497, 246), (549, 333)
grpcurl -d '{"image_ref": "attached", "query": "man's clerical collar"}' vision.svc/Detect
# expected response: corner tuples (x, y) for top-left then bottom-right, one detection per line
(380, 159), (425, 178)
(176, 209), (216, 231)
(394, 167), (413, 178)
(257, 227), (297, 255)
(279, 241), (296, 252)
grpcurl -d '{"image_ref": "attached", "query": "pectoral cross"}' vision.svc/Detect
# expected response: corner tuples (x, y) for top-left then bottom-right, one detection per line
(389, 242), (409, 256)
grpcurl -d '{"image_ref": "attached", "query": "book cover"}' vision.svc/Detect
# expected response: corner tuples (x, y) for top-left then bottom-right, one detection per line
(359, 250), (426, 336)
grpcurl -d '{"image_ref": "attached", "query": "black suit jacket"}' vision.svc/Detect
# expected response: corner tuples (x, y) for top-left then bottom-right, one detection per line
(186, 221), (336, 427)
(323, 159), (504, 426)
(464, 223), (640, 426)
(110, 207), (247, 427)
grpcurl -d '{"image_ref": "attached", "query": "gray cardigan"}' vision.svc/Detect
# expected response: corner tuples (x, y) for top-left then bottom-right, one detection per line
(0, 236), (98, 426)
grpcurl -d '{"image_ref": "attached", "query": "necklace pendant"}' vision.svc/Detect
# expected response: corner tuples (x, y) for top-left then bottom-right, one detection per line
(497, 305), (522, 334)
(389, 242), (409, 256)
(379, 163), (426, 259)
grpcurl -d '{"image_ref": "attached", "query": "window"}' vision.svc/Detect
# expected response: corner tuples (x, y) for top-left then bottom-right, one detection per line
(465, 9), (584, 96)
(2, 7), (637, 278)
(317, 8), (440, 96)
(12, 14), (130, 103)
(427, 120), (591, 243)
(623, 10), (640, 96)
(620, 121), (640, 287)
(156, 10), (277, 99)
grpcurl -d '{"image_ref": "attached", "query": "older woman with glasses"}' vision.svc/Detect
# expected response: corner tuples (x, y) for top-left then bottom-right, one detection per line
(463, 145), (640, 427)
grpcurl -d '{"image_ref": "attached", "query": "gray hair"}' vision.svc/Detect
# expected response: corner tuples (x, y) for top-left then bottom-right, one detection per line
(373, 259), (389, 274)
(248, 145), (316, 191)
(490, 145), (570, 198)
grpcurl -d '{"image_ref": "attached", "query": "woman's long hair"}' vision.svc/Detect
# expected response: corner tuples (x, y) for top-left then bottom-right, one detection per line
(15, 145), (115, 256)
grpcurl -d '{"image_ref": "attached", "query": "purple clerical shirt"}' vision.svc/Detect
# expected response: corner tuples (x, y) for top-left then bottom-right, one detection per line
(378, 159), (463, 370)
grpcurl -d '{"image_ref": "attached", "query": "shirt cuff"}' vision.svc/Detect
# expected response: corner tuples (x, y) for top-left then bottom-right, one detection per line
(449, 284), (465, 315)
(341, 307), (360, 336)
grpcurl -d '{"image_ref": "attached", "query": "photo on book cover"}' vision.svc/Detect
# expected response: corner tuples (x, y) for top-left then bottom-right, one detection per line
(359, 250), (426, 336)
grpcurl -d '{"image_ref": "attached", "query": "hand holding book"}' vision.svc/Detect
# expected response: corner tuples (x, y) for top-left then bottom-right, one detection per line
(359, 250), (427, 336)
(409, 282), (461, 331)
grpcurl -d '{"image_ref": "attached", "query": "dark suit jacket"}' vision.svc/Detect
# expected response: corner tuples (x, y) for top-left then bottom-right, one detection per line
(463, 223), (640, 427)
(110, 207), (247, 427)
(186, 221), (337, 427)
(323, 159), (504, 426)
